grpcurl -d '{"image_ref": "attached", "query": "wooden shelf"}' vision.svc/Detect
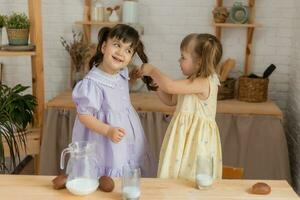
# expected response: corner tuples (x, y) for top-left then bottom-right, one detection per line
(1, 0), (44, 173)
(3, 128), (40, 157)
(214, 0), (259, 75)
(77, 0), (145, 42)
(75, 21), (118, 27)
(75, 21), (144, 35)
(0, 50), (36, 56)
(213, 23), (262, 28)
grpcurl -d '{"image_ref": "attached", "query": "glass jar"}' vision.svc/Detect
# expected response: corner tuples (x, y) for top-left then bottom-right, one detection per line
(122, 0), (138, 24)
(92, 0), (104, 21)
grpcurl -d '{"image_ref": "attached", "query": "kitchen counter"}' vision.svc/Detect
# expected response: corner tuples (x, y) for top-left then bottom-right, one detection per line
(47, 91), (282, 118)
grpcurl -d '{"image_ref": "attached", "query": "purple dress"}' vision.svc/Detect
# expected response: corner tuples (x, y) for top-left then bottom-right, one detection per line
(72, 66), (153, 177)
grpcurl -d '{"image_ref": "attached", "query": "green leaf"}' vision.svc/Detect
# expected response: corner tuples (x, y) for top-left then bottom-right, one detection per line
(0, 83), (36, 172)
(5, 12), (30, 29)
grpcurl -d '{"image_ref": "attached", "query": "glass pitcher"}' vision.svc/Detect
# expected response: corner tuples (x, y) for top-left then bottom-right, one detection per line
(60, 141), (99, 196)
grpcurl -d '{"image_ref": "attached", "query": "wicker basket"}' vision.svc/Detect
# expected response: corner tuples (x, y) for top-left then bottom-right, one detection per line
(218, 78), (236, 100)
(237, 76), (269, 102)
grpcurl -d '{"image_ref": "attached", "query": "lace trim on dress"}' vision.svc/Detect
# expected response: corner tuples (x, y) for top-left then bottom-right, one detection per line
(85, 67), (129, 88)
(119, 68), (130, 80)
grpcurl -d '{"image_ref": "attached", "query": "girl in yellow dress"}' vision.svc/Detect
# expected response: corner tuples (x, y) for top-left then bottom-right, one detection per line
(141, 33), (223, 181)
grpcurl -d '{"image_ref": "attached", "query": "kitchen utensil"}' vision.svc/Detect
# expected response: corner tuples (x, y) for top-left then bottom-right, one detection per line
(262, 64), (276, 78)
(220, 58), (236, 82)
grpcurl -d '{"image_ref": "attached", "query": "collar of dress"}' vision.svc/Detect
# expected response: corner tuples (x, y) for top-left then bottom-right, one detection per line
(86, 66), (129, 88)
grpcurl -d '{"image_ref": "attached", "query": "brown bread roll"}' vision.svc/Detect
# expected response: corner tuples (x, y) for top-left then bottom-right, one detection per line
(251, 182), (271, 195)
(52, 174), (68, 190)
(99, 176), (115, 192)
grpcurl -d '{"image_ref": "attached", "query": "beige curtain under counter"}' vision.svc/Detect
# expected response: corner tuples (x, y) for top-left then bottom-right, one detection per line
(40, 110), (290, 182)
(40, 91), (290, 182)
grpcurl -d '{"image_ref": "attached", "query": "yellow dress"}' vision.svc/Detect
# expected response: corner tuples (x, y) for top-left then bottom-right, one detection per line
(157, 74), (222, 181)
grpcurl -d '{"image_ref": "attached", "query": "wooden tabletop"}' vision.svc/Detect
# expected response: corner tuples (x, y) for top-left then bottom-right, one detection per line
(46, 91), (283, 118)
(0, 175), (298, 199)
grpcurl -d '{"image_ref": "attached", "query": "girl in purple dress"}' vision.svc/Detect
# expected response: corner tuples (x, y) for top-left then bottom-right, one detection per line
(72, 24), (153, 177)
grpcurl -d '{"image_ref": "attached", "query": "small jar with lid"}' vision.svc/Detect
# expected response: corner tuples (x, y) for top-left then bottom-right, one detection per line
(122, 0), (138, 24)
(92, 0), (104, 21)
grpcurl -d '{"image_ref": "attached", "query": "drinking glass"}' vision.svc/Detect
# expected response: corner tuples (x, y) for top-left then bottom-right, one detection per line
(196, 154), (214, 189)
(122, 165), (141, 200)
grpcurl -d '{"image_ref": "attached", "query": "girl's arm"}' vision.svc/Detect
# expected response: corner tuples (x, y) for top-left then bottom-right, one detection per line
(156, 89), (177, 106)
(142, 64), (210, 96)
(131, 67), (177, 105)
(78, 114), (125, 143)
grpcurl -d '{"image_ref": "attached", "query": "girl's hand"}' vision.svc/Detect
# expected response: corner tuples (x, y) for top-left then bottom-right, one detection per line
(129, 67), (143, 80)
(141, 63), (155, 76)
(106, 127), (125, 143)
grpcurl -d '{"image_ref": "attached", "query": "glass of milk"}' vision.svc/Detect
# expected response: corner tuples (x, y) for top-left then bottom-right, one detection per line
(122, 165), (141, 200)
(196, 154), (214, 189)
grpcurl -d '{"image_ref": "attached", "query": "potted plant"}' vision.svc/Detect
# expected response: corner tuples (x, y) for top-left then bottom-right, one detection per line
(0, 84), (37, 173)
(5, 12), (30, 46)
(0, 14), (5, 46)
(60, 31), (92, 88)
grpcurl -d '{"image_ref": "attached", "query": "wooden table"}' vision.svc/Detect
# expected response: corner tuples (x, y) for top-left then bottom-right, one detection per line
(0, 175), (298, 199)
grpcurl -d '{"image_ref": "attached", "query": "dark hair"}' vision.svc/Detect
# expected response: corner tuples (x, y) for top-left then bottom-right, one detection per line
(180, 33), (222, 79)
(89, 24), (157, 90)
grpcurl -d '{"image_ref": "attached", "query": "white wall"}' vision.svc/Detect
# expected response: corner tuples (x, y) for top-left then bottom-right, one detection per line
(0, 0), (295, 112)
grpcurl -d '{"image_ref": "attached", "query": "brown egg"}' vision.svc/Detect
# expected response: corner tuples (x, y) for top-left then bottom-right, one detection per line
(251, 182), (271, 195)
(52, 174), (68, 190)
(99, 176), (115, 192)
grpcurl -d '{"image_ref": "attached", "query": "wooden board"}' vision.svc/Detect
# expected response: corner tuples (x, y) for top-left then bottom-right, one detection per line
(213, 23), (262, 28)
(75, 21), (118, 26)
(0, 50), (36, 56)
(0, 175), (298, 199)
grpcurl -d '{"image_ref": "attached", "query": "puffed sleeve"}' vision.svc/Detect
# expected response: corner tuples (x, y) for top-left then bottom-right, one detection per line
(72, 79), (103, 115)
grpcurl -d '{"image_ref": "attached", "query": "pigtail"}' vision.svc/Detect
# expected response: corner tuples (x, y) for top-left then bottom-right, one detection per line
(89, 27), (111, 69)
(191, 34), (223, 79)
(198, 35), (222, 77)
(198, 39), (215, 77)
(136, 40), (158, 91)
